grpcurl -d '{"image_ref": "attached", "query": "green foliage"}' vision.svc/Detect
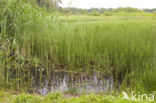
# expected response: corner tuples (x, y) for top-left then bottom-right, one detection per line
(0, 0), (156, 93)
(114, 7), (142, 13)
(102, 11), (112, 16)
(59, 7), (155, 16)
(0, 0), (58, 90)
(91, 10), (100, 16)
(0, 91), (147, 103)
(36, 0), (61, 11)
(46, 92), (63, 102)
(143, 71), (156, 92)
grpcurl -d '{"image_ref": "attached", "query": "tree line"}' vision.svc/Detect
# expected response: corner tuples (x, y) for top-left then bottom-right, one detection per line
(59, 7), (156, 15)
(34, 0), (156, 15)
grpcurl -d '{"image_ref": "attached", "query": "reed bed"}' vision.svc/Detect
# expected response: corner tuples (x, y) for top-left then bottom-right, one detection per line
(0, 0), (156, 92)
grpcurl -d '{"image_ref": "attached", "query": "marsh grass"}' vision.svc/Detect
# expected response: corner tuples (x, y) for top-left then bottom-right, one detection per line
(0, 0), (156, 93)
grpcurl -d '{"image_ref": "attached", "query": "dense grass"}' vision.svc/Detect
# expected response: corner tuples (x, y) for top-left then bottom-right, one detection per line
(0, 0), (156, 95)
(41, 20), (156, 91)
(1, 91), (153, 103)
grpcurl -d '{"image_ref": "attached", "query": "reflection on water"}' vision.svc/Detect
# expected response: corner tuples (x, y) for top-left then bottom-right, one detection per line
(32, 70), (115, 95)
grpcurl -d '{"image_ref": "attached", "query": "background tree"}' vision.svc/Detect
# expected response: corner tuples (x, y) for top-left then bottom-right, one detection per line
(36, 0), (61, 11)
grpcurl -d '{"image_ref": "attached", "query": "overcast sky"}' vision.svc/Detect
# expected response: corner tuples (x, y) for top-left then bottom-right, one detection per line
(60, 0), (156, 9)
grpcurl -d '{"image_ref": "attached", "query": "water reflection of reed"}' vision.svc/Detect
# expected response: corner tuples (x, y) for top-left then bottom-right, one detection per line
(33, 71), (114, 95)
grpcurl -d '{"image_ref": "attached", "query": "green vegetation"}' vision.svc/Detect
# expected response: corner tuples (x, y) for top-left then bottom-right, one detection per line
(59, 15), (156, 22)
(0, 0), (156, 102)
(60, 7), (156, 16)
(1, 91), (153, 103)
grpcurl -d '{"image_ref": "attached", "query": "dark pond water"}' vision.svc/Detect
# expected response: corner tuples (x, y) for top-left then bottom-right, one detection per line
(31, 70), (118, 95)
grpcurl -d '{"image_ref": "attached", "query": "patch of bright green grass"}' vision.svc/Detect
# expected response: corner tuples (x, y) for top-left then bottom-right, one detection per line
(1, 91), (153, 103)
